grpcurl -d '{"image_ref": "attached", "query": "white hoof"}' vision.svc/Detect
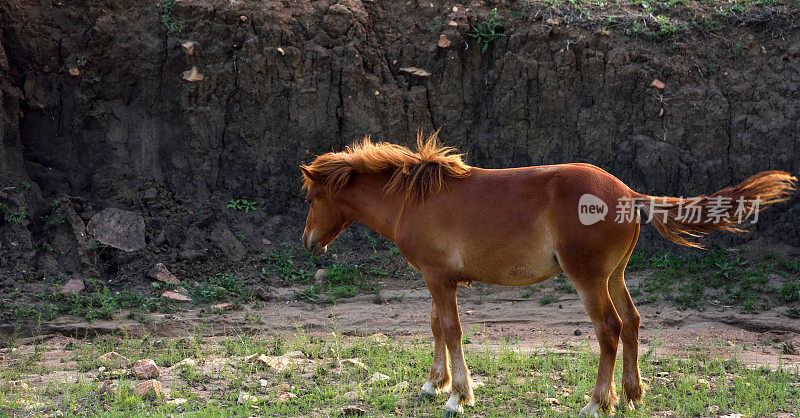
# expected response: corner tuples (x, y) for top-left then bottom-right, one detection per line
(579, 400), (602, 417)
(421, 380), (438, 397)
(444, 394), (463, 414)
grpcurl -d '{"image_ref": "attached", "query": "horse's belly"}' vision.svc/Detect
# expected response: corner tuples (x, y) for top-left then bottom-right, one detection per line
(465, 253), (562, 286)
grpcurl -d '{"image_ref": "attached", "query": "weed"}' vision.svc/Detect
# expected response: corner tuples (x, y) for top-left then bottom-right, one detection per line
(226, 199), (258, 213)
(152, 0), (184, 33)
(429, 17), (444, 33)
(779, 282), (800, 303)
(540, 293), (558, 306)
(470, 8), (506, 54)
(3, 206), (27, 224)
(264, 243), (313, 282)
(191, 273), (251, 303)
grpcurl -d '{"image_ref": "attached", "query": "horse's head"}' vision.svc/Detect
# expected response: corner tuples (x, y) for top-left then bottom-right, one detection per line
(300, 166), (354, 256)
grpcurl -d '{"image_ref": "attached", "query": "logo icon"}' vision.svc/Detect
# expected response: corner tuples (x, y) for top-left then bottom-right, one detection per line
(578, 194), (608, 225)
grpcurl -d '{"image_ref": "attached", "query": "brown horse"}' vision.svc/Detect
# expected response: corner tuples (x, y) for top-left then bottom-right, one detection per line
(300, 133), (796, 417)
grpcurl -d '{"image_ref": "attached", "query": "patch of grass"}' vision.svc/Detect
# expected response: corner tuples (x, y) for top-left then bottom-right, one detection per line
(299, 263), (375, 302)
(226, 199), (258, 213)
(152, 0), (184, 33)
(190, 273), (252, 303)
(470, 8), (506, 54)
(263, 243), (314, 282)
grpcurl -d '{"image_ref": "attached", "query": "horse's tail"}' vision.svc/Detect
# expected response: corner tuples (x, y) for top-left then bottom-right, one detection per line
(631, 171), (796, 249)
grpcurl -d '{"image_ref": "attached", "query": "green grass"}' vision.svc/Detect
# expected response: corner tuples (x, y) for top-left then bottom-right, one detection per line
(470, 8), (507, 53)
(0, 331), (798, 416)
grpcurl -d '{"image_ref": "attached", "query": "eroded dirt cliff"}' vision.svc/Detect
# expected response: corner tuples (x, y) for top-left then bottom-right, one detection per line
(0, 0), (798, 287)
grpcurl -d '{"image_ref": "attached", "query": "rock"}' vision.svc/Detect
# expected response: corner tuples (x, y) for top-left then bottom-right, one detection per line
(60, 278), (85, 294)
(399, 67), (431, 79)
(179, 249), (206, 262)
(86, 208), (146, 252)
(210, 223), (246, 261)
(182, 66), (204, 82)
(314, 268), (326, 281)
(573, 329), (582, 336)
(149, 263), (180, 285)
(543, 397), (560, 405)
(180, 41), (195, 56)
(69, 67), (80, 76)
(367, 333), (389, 344)
(255, 287), (271, 301)
(437, 34), (451, 48)
(658, 107), (664, 118)
(650, 79), (666, 90)
(134, 380), (163, 398)
(391, 380), (409, 391)
(342, 406), (366, 416)
(259, 379), (269, 387)
(283, 350), (305, 359)
(170, 358), (197, 370)
(546, 18), (561, 26)
(781, 341), (798, 355)
(276, 392), (297, 402)
(133, 359), (160, 379)
(161, 291), (191, 302)
(448, 20), (458, 27)
(237, 392), (258, 404)
(212, 303), (234, 311)
(340, 358), (368, 371)
(97, 352), (131, 369)
(9, 380), (28, 392)
(367, 372), (391, 384)
(166, 398), (187, 406)
(277, 47), (285, 56)
(240, 15), (248, 21)
(97, 380), (118, 396)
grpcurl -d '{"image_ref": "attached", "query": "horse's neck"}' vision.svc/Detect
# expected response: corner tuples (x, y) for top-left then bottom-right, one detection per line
(338, 174), (403, 241)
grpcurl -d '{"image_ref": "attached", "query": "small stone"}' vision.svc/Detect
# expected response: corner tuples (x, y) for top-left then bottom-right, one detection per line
(315, 268), (326, 281)
(573, 329), (582, 336)
(544, 397), (560, 405)
(781, 341), (798, 355)
(391, 380), (409, 391)
(149, 263), (180, 285)
(133, 359), (160, 379)
(437, 34), (451, 48)
(255, 287), (271, 301)
(87, 208), (146, 251)
(97, 352), (131, 369)
(277, 47), (285, 56)
(162, 291), (191, 302)
(181, 41), (195, 56)
(97, 380), (118, 396)
(171, 358), (196, 369)
(9, 381), (29, 392)
(658, 107), (664, 118)
(166, 398), (187, 406)
(465, 310), (474, 316)
(452, 6), (458, 11)
(276, 392), (297, 402)
(650, 79), (666, 89)
(182, 67), (204, 82)
(237, 392), (258, 404)
(69, 67), (80, 76)
(342, 406), (366, 416)
(134, 380), (163, 398)
(283, 350), (305, 359)
(240, 15), (248, 21)
(448, 20), (458, 28)
(546, 18), (561, 26)
(98, 366), (106, 373)
(262, 238), (272, 245)
(399, 67), (431, 79)
(61, 279), (85, 294)
(367, 333), (389, 344)
(259, 379), (269, 387)
(367, 372), (391, 384)
(212, 303), (234, 312)
(340, 358), (368, 371)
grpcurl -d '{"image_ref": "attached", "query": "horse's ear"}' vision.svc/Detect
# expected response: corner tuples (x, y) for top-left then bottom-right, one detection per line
(300, 165), (316, 182)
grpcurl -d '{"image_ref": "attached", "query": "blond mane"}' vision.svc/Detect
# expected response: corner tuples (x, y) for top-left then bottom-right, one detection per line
(301, 131), (471, 201)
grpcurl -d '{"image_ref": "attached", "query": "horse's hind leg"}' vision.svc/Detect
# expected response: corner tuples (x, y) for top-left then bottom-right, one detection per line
(568, 275), (622, 417)
(421, 300), (452, 398)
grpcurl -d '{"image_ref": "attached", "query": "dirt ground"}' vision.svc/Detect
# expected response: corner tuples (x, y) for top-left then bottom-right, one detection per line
(22, 269), (800, 371)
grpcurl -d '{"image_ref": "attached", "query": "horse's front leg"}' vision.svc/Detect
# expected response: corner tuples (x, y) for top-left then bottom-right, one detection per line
(423, 273), (474, 416)
(421, 300), (452, 398)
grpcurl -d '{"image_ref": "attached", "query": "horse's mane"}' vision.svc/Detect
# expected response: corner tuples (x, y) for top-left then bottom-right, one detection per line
(301, 131), (471, 201)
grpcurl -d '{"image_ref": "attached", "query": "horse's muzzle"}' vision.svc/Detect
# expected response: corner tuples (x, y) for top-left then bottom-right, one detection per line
(303, 230), (327, 256)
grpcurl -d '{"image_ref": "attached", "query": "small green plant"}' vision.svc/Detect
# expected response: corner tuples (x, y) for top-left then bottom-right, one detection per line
(227, 199), (258, 213)
(76, 56), (87, 65)
(5, 206), (27, 224)
(153, 0), (184, 33)
(470, 8), (506, 54)
(539, 293), (558, 306)
(429, 17), (444, 33)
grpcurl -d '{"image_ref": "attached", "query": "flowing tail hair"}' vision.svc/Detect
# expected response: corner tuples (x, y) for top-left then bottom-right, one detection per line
(633, 171), (797, 248)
